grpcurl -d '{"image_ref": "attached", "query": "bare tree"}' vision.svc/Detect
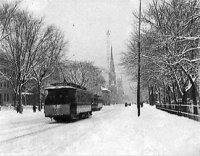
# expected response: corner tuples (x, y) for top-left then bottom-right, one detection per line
(0, 2), (19, 80)
(0, 2), (67, 112)
(63, 61), (105, 93)
(0, 9), (64, 112)
(143, 0), (200, 105)
(0, 2), (19, 42)
(121, 0), (200, 106)
(32, 26), (66, 111)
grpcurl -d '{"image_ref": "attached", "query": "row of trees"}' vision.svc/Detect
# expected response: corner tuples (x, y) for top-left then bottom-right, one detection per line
(121, 0), (200, 108)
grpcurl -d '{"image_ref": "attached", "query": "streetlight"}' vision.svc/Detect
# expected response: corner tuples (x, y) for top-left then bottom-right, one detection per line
(137, 0), (142, 117)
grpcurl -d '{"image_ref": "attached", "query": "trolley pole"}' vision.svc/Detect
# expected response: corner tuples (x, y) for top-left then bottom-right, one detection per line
(137, 0), (142, 117)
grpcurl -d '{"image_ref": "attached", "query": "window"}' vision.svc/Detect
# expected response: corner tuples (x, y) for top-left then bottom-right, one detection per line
(4, 93), (6, 102)
(2, 80), (10, 88)
(45, 89), (76, 105)
(3, 93), (9, 102)
(0, 94), (2, 104)
(81, 92), (86, 104)
(4, 81), (6, 88)
(7, 93), (9, 102)
(77, 91), (82, 103)
(58, 94), (65, 104)
(7, 81), (9, 88)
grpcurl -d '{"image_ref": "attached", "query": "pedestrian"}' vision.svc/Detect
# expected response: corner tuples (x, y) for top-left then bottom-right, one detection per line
(16, 105), (19, 113)
(33, 105), (37, 112)
(19, 105), (23, 114)
(125, 102), (127, 107)
(140, 101), (143, 107)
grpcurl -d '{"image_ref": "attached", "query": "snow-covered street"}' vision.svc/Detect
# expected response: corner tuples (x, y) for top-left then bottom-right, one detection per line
(0, 104), (200, 156)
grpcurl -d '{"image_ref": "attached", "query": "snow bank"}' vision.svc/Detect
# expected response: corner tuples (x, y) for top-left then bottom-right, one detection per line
(0, 104), (200, 155)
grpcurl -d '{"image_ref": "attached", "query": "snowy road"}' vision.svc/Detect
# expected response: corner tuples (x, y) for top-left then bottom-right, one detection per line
(0, 104), (200, 155)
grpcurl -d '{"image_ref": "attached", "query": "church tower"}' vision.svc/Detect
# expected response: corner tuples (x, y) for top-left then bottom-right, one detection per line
(109, 46), (116, 86)
(108, 45), (118, 104)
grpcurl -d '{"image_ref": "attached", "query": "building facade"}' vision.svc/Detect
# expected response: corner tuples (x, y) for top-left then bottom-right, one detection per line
(0, 53), (13, 106)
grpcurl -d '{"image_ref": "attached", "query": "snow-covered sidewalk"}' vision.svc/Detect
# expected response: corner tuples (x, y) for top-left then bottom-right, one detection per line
(0, 104), (200, 155)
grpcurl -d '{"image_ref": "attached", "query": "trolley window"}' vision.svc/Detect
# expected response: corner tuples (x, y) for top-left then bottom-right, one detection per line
(45, 89), (76, 105)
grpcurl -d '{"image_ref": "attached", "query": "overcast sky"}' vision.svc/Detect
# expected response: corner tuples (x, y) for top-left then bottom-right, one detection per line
(8, 0), (149, 100)
(16, 0), (148, 69)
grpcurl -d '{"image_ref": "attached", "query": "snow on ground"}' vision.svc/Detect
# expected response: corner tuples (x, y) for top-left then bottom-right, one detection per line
(0, 104), (200, 156)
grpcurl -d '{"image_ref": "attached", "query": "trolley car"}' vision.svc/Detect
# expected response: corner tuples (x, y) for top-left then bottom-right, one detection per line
(44, 83), (93, 122)
(92, 94), (103, 111)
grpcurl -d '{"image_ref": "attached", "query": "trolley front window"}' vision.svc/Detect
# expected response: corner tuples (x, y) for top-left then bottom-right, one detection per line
(45, 89), (76, 105)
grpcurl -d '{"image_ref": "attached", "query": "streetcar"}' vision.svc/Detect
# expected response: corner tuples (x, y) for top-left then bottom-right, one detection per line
(44, 82), (93, 122)
(92, 94), (103, 111)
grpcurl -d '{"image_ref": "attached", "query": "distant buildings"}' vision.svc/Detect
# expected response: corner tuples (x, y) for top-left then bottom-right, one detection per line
(102, 30), (126, 104)
(102, 42), (125, 103)
(101, 86), (111, 105)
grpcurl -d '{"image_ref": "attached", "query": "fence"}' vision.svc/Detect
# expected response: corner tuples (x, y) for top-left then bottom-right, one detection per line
(156, 101), (200, 121)
(0, 105), (34, 111)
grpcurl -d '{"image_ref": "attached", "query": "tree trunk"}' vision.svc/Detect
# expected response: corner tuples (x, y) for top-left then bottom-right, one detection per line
(163, 84), (166, 104)
(13, 93), (17, 108)
(17, 85), (23, 113)
(180, 66), (198, 115)
(182, 89), (187, 115)
(182, 89), (187, 105)
(148, 85), (151, 104)
(149, 86), (154, 106)
(37, 81), (42, 111)
(191, 83), (198, 115)
(166, 86), (171, 104)
(172, 82), (177, 104)
(158, 87), (161, 104)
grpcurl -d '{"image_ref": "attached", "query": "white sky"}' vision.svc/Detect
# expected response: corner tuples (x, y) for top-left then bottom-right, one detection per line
(7, 0), (149, 99)
(16, 0), (148, 69)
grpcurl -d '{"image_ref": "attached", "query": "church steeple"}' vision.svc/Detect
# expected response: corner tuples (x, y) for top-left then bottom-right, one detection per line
(109, 46), (116, 86)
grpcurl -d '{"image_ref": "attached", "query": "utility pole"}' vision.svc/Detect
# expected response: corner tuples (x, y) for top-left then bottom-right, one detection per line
(137, 0), (142, 117)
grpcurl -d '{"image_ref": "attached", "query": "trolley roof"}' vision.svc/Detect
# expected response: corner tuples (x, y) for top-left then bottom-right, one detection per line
(45, 85), (76, 90)
(45, 82), (87, 90)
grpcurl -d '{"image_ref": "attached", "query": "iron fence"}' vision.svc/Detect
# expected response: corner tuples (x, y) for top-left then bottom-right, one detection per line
(156, 101), (200, 121)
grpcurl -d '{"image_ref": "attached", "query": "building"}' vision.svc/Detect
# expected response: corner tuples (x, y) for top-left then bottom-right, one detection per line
(101, 86), (111, 105)
(107, 46), (117, 104)
(0, 53), (13, 106)
(105, 30), (125, 104)
(109, 46), (116, 86)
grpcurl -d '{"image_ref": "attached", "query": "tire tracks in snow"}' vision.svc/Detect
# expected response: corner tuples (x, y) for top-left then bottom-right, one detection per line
(0, 122), (47, 135)
(0, 118), (46, 131)
(0, 119), (49, 134)
(0, 122), (65, 145)
(0, 106), (121, 146)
